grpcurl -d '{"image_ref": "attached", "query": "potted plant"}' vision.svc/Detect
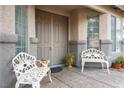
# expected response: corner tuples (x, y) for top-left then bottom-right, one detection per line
(121, 56), (124, 68)
(65, 53), (75, 68)
(112, 56), (124, 69)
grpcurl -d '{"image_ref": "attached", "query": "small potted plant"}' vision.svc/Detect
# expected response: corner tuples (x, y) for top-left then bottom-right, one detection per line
(112, 56), (124, 69)
(65, 53), (75, 68)
(121, 56), (124, 68)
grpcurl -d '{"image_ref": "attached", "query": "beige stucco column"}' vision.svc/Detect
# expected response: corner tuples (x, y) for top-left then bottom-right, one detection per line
(0, 6), (2, 32)
(78, 11), (87, 41)
(99, 13), (112, 66)
(0, 6), (15, 33)
(0, 5), (17, 88)
(69, 9), (87, 67)
(28, 5), (36, 38)
(69, 9), (87, 41)
(69, 10), (79, 41)
(27, 6), (38, 57)
(99, 13), (111, 40)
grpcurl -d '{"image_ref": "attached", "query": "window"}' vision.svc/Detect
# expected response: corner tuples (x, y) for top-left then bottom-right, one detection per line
(111, 16), (122, 52)
(87, 16), (99, 49)
(15, 6), (28, 54)
(111, 16), (116, 51)
(123, 20), (124, 38)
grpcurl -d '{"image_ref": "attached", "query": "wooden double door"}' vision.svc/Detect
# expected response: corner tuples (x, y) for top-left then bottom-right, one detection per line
(36, 10), (68, 66)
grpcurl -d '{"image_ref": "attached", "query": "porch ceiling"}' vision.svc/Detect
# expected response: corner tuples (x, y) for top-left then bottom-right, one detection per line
(115, 5), (124, 12)
(35, 5), (85, 12)
(35, 5), (101, 17)
(85, 5), (124, 17)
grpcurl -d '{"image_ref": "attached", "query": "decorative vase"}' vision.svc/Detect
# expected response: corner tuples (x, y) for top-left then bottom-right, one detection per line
(65, 56), (75, 68)
(68, 64), (72, 68)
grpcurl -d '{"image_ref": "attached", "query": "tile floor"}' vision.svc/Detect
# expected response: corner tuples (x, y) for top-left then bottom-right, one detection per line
(25, 67), (124, 88)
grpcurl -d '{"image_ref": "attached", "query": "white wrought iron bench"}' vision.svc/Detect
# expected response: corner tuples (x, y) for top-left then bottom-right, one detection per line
(81, 48), (110, 74)
(12, 52), (52, 88)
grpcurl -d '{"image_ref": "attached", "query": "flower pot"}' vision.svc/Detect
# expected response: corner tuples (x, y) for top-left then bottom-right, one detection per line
(121, 64), (124, 68)
(68, 64), (72, 68)
(65, 56), (75, 67)
(112, 63), (122, 69)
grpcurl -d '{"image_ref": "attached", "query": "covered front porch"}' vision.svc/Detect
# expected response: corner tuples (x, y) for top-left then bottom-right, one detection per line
(0, 5), (124, 88)
(23, 67), (124, 88)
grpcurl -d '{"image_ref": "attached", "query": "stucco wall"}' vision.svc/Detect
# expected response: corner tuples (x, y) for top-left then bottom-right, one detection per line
(86, 5), (124, 41)
(78, 8), (100, 41)
(69, 10), (79, 41)
(27, 6), (38, 57)
(0, 6), (2, 32)
(69, 6), (123, 41)
(0, 6), (15, 33)
(78, 12), (87, 41)
(0, 5), (17, 88)
(28, 6), (36, 38)
(69, 8), (100, 41)
(99, 14), (111, 40)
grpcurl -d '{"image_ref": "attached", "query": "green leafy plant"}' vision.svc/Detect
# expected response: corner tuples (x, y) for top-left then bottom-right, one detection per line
(112, 56), (124, 69)
(114, 56), (124, 64)
(65, 52), (75, 68)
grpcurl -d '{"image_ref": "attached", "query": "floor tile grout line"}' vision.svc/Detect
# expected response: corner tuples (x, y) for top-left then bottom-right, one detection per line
(67, 69), (117, 88)
(52, 75), (73, 88)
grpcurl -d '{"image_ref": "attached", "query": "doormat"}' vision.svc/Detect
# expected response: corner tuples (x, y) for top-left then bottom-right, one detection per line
(50, 66), (63, 73)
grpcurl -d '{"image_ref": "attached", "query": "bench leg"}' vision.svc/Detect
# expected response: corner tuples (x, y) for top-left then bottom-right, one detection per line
(101, 62), (104, 69)
(81, 62), (85, 73)
(32, 82), (40, 88)
(48, 69), (52, 83)
(15, 81), (20, 88)
(106, 62), (110, 74)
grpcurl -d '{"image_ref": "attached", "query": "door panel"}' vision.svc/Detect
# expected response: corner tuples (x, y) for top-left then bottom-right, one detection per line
(36, 11), (52, 62)
(36, 10), (68, 65)
(52, 14), (68, 65)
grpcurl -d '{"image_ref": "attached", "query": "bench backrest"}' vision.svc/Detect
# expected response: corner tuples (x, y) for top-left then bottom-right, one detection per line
(12, 52), (37, 78)
(81, 48), (108, 61)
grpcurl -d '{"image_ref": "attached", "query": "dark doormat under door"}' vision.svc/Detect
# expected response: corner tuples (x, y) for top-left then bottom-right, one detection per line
(50, 66), (63, 73)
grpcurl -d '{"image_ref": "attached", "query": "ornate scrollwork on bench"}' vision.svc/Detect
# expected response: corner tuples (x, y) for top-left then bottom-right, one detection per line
(12, 52), (52, 88)
(81, 48), (110, 74)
